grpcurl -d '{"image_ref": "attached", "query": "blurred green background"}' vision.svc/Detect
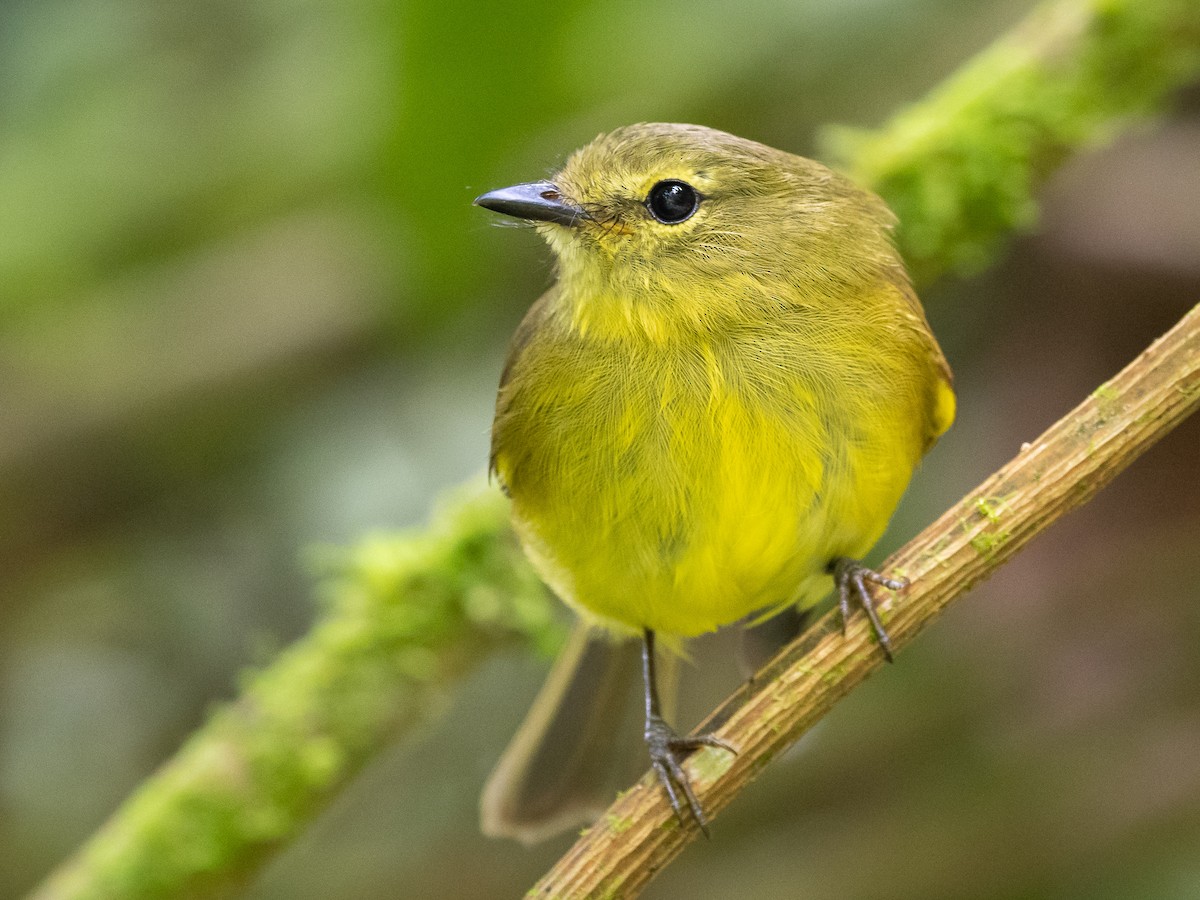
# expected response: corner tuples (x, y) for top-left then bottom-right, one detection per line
(2, 1), (1198, 897)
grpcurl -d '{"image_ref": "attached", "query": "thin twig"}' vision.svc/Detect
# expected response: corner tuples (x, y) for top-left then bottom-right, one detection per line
(530, 304), (1200, 898)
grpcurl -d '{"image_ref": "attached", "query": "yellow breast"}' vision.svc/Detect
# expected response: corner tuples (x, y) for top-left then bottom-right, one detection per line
(492, 300), (939, 638)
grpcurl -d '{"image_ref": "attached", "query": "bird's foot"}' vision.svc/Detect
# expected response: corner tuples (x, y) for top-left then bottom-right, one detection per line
(645, 713), (736, 836)
(830, 557), (908, 663)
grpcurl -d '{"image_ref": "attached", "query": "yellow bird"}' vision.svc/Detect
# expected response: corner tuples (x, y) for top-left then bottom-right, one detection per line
(475, 123), (954, 840)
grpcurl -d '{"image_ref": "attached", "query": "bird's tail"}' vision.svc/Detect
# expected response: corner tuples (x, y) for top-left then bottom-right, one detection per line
(481, 623), (671, 844)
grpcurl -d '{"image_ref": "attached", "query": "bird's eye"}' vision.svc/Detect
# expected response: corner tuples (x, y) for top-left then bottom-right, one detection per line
(645, 180), (699, 224)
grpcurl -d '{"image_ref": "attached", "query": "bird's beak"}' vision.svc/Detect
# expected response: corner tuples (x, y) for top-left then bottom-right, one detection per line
(473, 181), (588, 227)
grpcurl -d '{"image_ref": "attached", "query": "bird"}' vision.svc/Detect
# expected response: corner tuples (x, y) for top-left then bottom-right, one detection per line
(473, 122), (955, 841)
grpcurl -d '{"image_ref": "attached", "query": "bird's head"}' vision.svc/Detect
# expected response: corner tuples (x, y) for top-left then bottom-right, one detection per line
(476, 123), (897, 337)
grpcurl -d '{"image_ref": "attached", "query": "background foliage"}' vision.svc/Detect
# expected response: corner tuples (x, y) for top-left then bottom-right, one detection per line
(1, 1), (1198, 897)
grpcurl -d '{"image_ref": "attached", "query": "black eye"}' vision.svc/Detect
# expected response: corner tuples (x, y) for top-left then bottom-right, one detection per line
(646, 180), (699, 224)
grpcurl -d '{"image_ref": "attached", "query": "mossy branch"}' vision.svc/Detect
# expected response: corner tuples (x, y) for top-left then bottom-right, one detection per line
(31, 491), (561, 900)
(31, 0), (1200, 897)
(833, 0), (1200, 279)
(531, 302), (1200, 898)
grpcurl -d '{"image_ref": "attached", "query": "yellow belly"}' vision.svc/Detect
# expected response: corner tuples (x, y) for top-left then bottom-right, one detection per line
(493, 329), (929, 638)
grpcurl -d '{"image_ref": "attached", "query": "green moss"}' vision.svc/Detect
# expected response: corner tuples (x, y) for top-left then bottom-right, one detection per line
(1177, 382), (1200, 400)
(973, 496), (1006, 523)
(34, 481), (562, 900)
(822, 659), (852, 684)
(970, 528), (1012, 558)
(691, 745), (737, 784)
(831, 0), (1200, 281)
(605, 813), (634, 834)
(1092, 383), (1123, 421)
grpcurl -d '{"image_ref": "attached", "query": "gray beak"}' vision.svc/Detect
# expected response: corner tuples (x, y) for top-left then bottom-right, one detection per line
(474, 181), (588, 226)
